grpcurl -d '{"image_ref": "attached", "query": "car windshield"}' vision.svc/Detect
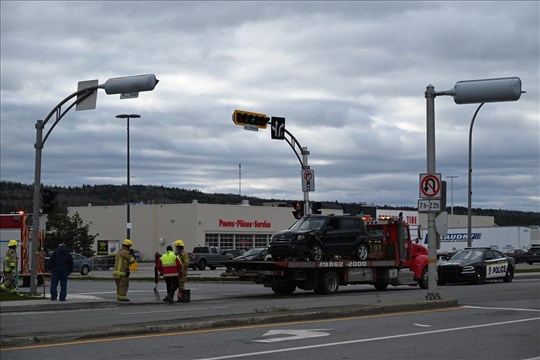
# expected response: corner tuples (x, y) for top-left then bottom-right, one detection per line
(290, 217), (326, 231)
(451, 250), (484, 261)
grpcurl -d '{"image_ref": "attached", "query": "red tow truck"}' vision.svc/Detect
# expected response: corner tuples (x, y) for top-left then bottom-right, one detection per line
(222, 217), (429, 295)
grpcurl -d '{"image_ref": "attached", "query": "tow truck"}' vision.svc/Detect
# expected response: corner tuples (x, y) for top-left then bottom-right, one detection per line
(222, 216), (429, 295)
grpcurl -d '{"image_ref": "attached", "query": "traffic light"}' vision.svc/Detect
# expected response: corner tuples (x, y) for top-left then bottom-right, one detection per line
(292, 201), (304, 219)
(41, 188), (57, 213)
(312, 202), (322, 214)
(232, 110), (269, 129)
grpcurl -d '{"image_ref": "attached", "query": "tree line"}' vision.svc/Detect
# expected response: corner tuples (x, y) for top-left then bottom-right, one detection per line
(1, 181), (539, 227)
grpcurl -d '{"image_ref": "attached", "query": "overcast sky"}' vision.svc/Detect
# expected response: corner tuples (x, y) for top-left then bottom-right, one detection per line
(1, 1), (539, 212)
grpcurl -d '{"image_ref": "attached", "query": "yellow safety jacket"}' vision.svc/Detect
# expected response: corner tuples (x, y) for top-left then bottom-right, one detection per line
(113, 247), (135, 278)
(159, 251), (182, 278)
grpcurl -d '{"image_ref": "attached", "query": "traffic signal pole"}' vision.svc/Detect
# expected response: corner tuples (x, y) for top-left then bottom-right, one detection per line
(282, 129), (310, 215)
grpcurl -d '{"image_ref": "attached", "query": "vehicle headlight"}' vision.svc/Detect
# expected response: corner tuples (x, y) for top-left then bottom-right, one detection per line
(297, 235), (305, 241)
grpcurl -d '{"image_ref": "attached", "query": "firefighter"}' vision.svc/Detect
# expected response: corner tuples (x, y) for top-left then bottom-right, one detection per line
(174, 240), (190, 302)
(113, 239), (136, 301)
(157, 245), (183, 304)
(0, 240), (19, 294)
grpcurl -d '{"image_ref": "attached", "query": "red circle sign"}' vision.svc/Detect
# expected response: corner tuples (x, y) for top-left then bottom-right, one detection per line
(421, 175), (441, 197)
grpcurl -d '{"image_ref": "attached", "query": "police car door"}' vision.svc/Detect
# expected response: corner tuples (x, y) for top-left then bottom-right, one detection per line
(484, 250), (508, 279)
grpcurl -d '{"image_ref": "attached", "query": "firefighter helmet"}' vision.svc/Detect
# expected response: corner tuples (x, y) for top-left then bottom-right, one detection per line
(8, 240), (18, 247)
(122, 239), (133, 247)
(175, 240), (185, 247)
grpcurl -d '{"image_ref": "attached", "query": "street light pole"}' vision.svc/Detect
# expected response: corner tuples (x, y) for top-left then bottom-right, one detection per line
(446, 175), (458, 227)
(116, 114), (141, 240)
(29, 74), (158, 295)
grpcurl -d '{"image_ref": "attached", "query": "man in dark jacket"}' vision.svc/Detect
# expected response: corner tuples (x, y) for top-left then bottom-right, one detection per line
(49, 243), (74, 301)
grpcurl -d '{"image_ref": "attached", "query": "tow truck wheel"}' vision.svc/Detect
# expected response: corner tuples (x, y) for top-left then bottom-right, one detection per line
(355, 243), (369, 261)
(373, 280), (388, 291)
(418, 267), (428, 289)
(309, 243), (323, 261)
(271, 283), (296, 295)
(317, 270), (339, 295)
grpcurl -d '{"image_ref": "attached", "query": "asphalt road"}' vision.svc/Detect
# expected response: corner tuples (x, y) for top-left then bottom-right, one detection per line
(2, 278), (539, 360)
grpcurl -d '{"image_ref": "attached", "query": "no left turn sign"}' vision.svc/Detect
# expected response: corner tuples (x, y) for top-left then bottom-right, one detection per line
(419, 173), (441, 198)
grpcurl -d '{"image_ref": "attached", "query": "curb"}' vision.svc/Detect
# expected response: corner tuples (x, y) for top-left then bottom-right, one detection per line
(0, 298), (458, 348)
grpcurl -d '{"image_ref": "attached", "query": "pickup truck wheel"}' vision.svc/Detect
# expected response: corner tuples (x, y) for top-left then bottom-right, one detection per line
(309, 243), (323, 261)
(355, 243), (369, 261)
(198, 260), (207, 271)
(317, 270), (339, 295)
(208, 265), (216, 270)
(418, 267), (428, 289)
(271, 283), (296, 295)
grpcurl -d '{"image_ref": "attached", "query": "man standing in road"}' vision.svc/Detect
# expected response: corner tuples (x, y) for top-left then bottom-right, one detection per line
(0, 240), (19, 294)
(49, 243), (74, 301)
(157, 245), (183, 304)
(174, 240), (190, 302)
(113, 239), (136, 302)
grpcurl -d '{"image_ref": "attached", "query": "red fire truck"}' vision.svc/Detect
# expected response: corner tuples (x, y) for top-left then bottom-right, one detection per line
(0, 212), (46, 286)
(223, 217), (429, 295)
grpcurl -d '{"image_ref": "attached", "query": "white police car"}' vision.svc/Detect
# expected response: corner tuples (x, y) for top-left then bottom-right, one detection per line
(437, 247), (515, 285)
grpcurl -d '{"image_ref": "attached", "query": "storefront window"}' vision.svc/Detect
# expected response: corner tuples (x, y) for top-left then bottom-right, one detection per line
(254, 235), (269, 248)
(219, 234), (234, 250)
(235, 235), (253, 250)
(205, 234), (218, 247)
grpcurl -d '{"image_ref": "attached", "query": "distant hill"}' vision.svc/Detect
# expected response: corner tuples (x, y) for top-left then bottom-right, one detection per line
(1, 181), (538, 226)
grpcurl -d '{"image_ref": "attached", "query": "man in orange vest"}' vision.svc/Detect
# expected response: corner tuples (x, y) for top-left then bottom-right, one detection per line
(157, 245), (183, 304)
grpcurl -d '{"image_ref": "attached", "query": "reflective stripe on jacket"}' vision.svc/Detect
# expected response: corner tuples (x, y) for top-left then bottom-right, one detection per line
(158, 251), (182, 277)
(113, 247), (135, 277)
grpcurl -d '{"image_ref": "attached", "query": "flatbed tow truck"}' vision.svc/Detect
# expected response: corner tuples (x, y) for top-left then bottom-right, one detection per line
(222, 217), (429, 295)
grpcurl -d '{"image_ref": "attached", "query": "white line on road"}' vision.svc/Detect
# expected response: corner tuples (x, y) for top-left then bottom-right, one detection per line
(463, 305), (540, 312)
(195, 317), (540, 360)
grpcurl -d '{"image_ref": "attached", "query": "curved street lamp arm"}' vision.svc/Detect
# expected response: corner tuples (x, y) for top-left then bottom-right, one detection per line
(283, 128), (306, 168)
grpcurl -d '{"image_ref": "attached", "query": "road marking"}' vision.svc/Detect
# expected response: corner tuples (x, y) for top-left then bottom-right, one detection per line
(196, 317), (540, 360)
(413, 323), (431, 327)
(254, 329), (330, 343)
(463, 305), (540, 312)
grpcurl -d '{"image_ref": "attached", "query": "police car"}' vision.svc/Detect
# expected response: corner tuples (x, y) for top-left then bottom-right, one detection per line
(437, 247), (515, 285)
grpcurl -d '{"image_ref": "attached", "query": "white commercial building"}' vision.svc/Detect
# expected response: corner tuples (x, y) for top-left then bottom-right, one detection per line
(68, 202), (518, 260)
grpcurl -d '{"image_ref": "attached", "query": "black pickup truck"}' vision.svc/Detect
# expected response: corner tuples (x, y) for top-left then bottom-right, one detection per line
(189, 246), (233, 270)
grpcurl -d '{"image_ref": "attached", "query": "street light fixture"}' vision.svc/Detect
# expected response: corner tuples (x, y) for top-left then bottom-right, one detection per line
(116, 114), (141, 239)
(424, 76), (523, 300)
(30, 74), (158, 295)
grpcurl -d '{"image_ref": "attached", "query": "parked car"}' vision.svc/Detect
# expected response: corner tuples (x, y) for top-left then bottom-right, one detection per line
(526, 245), (540, 265)
(437, 247), (514, 285)
(45, 252), (92, 275)
(72, 253), (92, 275)
(504, 249), (528, 264)
(233, 248), (269, 261)
(189, 246), (234, 270)
(269, 214), (369, 261)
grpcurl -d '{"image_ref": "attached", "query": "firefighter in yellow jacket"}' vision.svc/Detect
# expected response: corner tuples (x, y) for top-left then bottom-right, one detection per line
(0, 240), (19, 294)
(113, 239), (136, 301)
(174, 240), (190, 302)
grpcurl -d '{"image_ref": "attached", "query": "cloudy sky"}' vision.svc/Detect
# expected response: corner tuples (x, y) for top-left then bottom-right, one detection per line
(1, 1), (538, 212)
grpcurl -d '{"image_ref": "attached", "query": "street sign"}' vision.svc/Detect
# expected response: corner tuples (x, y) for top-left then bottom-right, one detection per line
(243, 124), (259, 132)
(120, 92), (139, 99)
(419, 173), (441, 198)
(271, 117), (285, 140)
(302, 169), (315, 192)
(418, 199), (441, 213)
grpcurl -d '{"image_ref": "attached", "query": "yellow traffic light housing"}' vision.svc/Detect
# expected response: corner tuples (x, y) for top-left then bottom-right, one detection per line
(232, 110), (269, 129)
